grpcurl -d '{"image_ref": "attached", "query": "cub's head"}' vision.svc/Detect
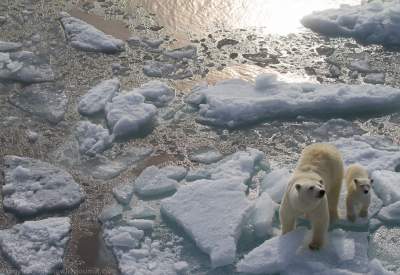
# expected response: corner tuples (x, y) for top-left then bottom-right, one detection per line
(354, 178), (373, 196)
(289, 178), (326, 212)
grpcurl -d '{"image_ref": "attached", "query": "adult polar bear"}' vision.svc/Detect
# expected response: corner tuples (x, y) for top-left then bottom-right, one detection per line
(279, 143), (344, 250)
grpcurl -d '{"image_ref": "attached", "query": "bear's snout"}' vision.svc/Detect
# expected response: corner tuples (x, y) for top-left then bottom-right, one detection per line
(318, 189), (325, 198)
(364, 190), (369, 194)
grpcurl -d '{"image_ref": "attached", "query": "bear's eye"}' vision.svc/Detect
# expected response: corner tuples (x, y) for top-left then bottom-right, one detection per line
(309, 186), (314, 191)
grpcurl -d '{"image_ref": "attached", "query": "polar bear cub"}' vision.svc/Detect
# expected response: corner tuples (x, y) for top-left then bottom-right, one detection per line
(279, 143), (344, 250)
(345, 164), (372, 222)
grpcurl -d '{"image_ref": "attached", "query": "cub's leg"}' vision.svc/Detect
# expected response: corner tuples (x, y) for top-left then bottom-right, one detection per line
(346, 195), (356, 222)
(359, 202), (370, 218)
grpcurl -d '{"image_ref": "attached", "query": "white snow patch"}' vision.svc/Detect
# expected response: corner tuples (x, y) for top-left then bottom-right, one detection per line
(0, 217), (71, 275)
(78, 78), (120, 115)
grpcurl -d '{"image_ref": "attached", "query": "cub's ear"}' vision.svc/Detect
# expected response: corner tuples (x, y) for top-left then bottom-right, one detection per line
(354, 179), (359, 185)
(295, 184), (301, 191)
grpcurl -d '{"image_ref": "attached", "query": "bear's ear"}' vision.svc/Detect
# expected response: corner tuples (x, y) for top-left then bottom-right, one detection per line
(354, 179), (359, 185)
(295, 184), (301, 191)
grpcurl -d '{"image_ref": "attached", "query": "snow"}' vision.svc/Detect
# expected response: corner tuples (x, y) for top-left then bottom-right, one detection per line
(132, 80), (175, 107)
(186, 73), (400, 128)
(164, 45), (197, 60)
(249, 192), (279, 239)
(0, 51), (54, 83)
(301, 0), (400, 46)
(189, 147), (223, 164)
(3, 156), (85, 216)
(0, 217), (71, 275)
(75, 121), (114, 156)
(365, 73), (385, 85)
(236, 227), (370, 274)
(260, 168), (291, 203)
(377, 201), (400, 223)
(161, 149), (265, 268)
(0, 41), (22, 52)
(8, 82), (67, 124)
(371, 170), (400, 206)
(60, 12), (125, 53)
(78, 78), (120, 116)
(333, 135), (400, 172)
(105, 92), (157, 138)
(134, 166), (184, 198)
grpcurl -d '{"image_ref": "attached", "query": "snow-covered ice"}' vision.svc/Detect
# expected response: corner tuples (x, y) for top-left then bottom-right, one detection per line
(9, 82), (67, 123)
(132, 80), (175, 107)
(75, 121), (114, 156)
(0, 41), (22, 52)
(161, 149), (265, 268)
(0, 217), (71, 275)
(371, 170), (400, 206)
(186, 74), (400, 128)
(333, 135), (400, 172)
(78, 78), (120, 116)
(260, 168), (291, 203)
(60, 12), (125, 53)
(301, 0), (400, 46)
(236, 227), (370, 274)
(189, 147), (223, 164)
(0, 51), (54, 83)
(377, 201), (400, 224)
(248, 192), (279, 239)
(3, 156), (85, 216)
(134, 166), (186, 198)
(105, 92), (157, 138)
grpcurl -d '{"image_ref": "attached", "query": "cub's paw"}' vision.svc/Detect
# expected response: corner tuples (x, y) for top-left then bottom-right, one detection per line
(308, 241), (322, 250)
(347, 213), (356, 222)
(359, 209), (368, 218)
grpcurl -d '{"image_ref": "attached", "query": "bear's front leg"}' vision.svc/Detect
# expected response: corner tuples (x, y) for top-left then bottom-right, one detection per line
(279, 196), (297, 234)
(308, 199), (329, 250)
(346, 195), (356, 222)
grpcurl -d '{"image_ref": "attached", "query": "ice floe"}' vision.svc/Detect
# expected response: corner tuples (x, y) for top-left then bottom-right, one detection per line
(0, 217), (71, 275)
(377, 201), (400, 224)
(3, 156), (85, 216)
(371, 170), (400, 206)
(248, 192), (279, 239)
(186, 74), (400, 128)
(260, 168), (291, 204)
(8, 82), (67, 123)
(105, 92), (157, 138)
(364, 73), (386, 85)
(60, 12), (124, 53)
(78, 78), (120, 116)
(302, 0), (400, 46)
(312, 118), (366, 140)
(0, 41), (22, 52)
(164, 45), (197, 60)
(161, 149), (265, 268)
(75, 121), (114, 156)
(333, 135), (400, 172)
(237, 227), (370, 274)
(189, 147), (223, 164)
(0, 51), (54, 83)
(132, 80), (175, 107)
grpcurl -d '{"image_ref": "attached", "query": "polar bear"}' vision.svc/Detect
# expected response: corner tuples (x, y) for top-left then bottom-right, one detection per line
(345, 164), (372, 222)
(279, 143), (344, 250)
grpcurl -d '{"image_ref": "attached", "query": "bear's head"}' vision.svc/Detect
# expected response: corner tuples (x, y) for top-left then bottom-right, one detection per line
(288, 177), (326, 212)
(354, 178), (373, 196)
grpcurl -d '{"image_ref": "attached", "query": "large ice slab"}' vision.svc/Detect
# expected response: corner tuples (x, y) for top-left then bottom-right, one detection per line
(302, 1), (400, 46)
(260, 168), (291, 203)
(75, 121), (114, 156)
(377, 201), (400, 224)
(371, 170), (400, 206)
(237, 227), (370, 274)
(161, 149), (264, 268)
(132, 80), (175, 107)
(333, 135), (400, 172)
(8, 82), (67, 123)
(0, 217), (71, 275)
(0, 51), (54, 83)
(78, 78), (120, 116)
(248, 192), (279, 239)
(60, 12), (124, 53)
(3, 156), (85, 216)
(186, 74), (400, 128)
(105, 92), (157, 138)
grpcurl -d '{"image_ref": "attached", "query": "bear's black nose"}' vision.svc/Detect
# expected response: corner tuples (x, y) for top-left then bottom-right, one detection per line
(318, 190), (325, 198)
(364, 190), (369, 194)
